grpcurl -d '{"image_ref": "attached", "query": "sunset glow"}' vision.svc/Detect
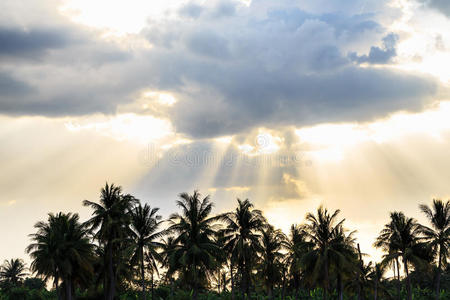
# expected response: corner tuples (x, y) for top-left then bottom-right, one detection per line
(1, 0), (450, 298)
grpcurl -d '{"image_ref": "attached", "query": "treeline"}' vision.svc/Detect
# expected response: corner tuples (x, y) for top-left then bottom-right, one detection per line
(1, 183), (450, 300)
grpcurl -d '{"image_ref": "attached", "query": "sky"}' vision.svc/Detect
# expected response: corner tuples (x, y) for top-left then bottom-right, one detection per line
(1, 0), (450, 267)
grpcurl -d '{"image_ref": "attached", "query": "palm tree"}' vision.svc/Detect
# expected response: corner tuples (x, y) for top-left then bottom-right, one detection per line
(284, 224), (311, 300)
(374, 212), (423, 300)
(325, 225), (358, 300)
(145, 251), (160, 300)
(419, 199), (450, 300)
(370, 262), (386, 300)
(160, 236), (178, 299)
(27, 212), (94, 300)
(129, 203), (164, 300)
(0, 259), (27, 287)
(302, 206), (356, 300)
(83, 182), (137, 300)
(374, 231), (402, 299)
(258, 225), (285, 299)
(213, 229), (229, 295)
(167, 191), (220, 300)
(220, 198), (266, 298)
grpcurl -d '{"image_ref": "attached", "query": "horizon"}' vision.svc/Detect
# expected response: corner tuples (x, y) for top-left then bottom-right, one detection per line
(1, 0), (450, 277)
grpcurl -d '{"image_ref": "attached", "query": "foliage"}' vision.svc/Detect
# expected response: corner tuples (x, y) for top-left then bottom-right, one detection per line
(7, 183), (450, 299)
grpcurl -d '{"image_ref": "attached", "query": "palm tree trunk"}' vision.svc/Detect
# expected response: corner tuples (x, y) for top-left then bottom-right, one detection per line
(404, 259), (412, 300)
(240, 260), (246, 299)
(396, 257), (401, 300)
(103, 254), (107, 300)
(268, 284), (274, 300)
(230, 262), (235, 300)
(324, 257), (329, 300)
(193, 264), (198, 300)
(357, 244), (363, 300)
(337, 273), (343, 300)
(141, 251), (146, 300)
(436, 248), (442, 300)
(294, 273), (300, 300)
(151, 271), (154, 300)
(374, 281), (378, 300)
(65, 277), (72, 300)
(107, 242), (115, 300)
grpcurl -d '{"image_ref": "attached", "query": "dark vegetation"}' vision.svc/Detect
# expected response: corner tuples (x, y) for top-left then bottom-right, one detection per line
(1, 183), (450, 300)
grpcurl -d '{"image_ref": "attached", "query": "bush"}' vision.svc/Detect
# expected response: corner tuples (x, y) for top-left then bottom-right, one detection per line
(23, 278), (46, 291)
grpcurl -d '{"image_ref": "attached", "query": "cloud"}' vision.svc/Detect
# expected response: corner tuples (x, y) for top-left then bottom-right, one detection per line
(186, 30), (231, 59)
(0, 0), (441, 138)
(179, 3), (204, 19)
(349, 33), (399, 64)
(0, 26), (69, 59)
(0, 72), (32, 97)
(420, 0), (450, 17)
(169, 66), (436, 137)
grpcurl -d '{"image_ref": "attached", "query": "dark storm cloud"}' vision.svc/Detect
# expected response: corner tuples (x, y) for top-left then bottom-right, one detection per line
(169, 65), (436, 137)
(0, 26), (69, 59)
(141, 4), (437, 137)
(0, 0), (441, 137)
(0, 72), (32, 96)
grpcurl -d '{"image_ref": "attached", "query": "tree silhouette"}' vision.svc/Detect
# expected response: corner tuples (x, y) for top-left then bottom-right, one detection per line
(375, 212), (424, 300)
(419, 199), (450, 300)
(27, 212), (94, 300)
(220, 198), (266, 298)
(302, 206), (356, 300)
(167, 191), (220, 300)
(0, 259), (27, 287)
(83, 182), (137, 300)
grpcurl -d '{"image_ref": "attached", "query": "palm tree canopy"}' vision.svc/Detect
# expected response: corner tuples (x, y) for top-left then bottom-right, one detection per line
(129, 203), (165, 276)
(419, 199), (450, 267)
(220, 198), (266, 263)
(83, 182), (138, 244)
(302, 206), (356, 285)
(258, 225), (286, 288)
(26, 212), (94, 287)
(167, 191), (221, 289)
(0, 258), (27, 285)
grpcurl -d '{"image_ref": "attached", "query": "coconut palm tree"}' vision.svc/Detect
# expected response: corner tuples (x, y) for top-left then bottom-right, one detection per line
(27, 212), (94, 300)
(83, 182), (137, 300)
(374, 212), (423, 300)
(302, 206), (356, 300)
(258, 225), (285, 299)
(419, 199), (450, 300)
(129, 203), (164, 300)
(284, 224), (311, 300)
(212, 229), (229, 295)
(353, 259), (373, 299)
(374, 227), (402, 299)
(370, 262), (387, 300)
(336, 227), (358, 300)
(167, 191), (221, 300)
(160, 236), (178, 299)
(145, 251), (160, 300)
(0, 259), (27, 287)
(220, 198), (266, 298)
